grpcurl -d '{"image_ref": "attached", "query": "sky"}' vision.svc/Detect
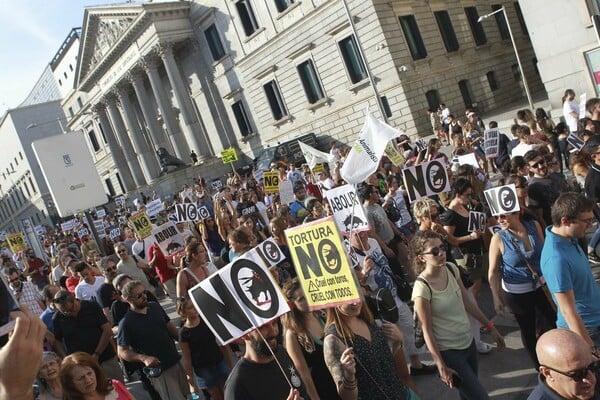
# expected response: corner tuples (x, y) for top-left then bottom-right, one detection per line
(0, 0), (130, 115)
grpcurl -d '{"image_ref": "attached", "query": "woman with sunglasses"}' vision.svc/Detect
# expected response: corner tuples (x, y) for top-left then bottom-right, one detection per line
(282, 279), (340, 400)
(488, 206), (556, 368)
(411, 230), (504, 399)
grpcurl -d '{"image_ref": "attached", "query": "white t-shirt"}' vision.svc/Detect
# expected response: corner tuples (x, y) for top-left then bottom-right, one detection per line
(563, 100), (580, 132)
(510, 143), (535, 159)
(75, 276), (105, 303)
(384, 191), (413, 228)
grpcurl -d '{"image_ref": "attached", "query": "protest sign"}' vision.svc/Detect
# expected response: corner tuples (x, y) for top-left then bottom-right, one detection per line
(197, 206), (211, 220)
(115, 196), (126, 208)
(456, 153), (480, 169)
(299, 141), (334, 170)
(109, 228), (121, 241)
(402, 159), (451, 203)
(263, 171), (280, 194)
(384, 142), (405, 166)
(188, 244), (290, 345)
(151, 222), (185, 256)
(93, 219), (104, 232)
(7, 233), (27, 253)
(312, 163), (325, 174)
(77, 227), (90, 239)
(484, 129), (499, 158)
(96, 209), (106, 218)
(211, 179), (223, 190)
(34, 225), (46, 236)
(60, 219), (77, 232)
(414, 139), (428, 152)
(488, 224), (502, 235)
(324, 184), (369, 235)
(285, 218), (361, 310)
(279, 180), (295, 205)
(145, 199), (164, 217)
(484, 184), (520, 216)
(567, 133), (585, 153)
(221, 148), (238, 163)
(467, 211), (487, 232)
(129, 210), (152, 239)
(174, 203), (198, 223)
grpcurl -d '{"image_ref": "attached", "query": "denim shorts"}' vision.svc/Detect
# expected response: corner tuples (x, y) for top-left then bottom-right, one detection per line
(194, 359), (230, 389)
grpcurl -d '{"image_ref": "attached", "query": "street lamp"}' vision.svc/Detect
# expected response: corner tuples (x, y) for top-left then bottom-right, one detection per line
(478, 6), (535, 111)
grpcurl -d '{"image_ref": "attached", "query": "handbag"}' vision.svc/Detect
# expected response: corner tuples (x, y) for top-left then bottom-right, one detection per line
(384, 268), (413, 302)
(384, 201), (401, 223)
(365, 287), (399, 323)
(509, 236), (556, 312)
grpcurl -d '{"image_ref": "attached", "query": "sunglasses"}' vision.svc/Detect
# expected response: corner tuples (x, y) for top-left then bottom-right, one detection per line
(422, 244), (447, 256)
(132, 292), (146, 300)
(53, 293), (70, 304)
(104, 267), (116, 272)
(541, 360), (600, 382)
(529, 159), (546, 169)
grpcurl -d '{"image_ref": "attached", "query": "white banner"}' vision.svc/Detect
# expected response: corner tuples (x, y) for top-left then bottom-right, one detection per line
(298, 141), (334, 170)
(145, 199), (164, 217)
(483, 128), (499, 158)
(188, 244), (290, 345)
(279, 180), (295, 205)
(324, 184), (369, 235)
(340, 113), (401, 184)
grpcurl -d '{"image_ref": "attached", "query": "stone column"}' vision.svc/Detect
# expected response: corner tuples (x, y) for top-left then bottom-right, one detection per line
(157, 42), (212, 160)
(140, 57), (189, 160)
(104, 93), (146, 188)
(92, 103), (135, 192)
(115, 85), (160, 182)
(127, 70), (172, 154)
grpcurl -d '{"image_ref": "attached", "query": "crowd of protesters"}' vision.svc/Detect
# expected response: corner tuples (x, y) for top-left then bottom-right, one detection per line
(1, 88), (600, 399)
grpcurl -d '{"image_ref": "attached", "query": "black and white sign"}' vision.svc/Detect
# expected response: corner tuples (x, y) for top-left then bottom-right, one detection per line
(402, 159), (451, 203)
(78, 227), (89, 238)
(467, 211), (487, 232)
(96, 209), (106, 218)
(93, 219), (104, 232)
(415, 138), (428, 152)
(115, 196), (126, 208)
(211, 179), (223, 190)
(197, 206), (211, 220)
(254, 238), (285, 267)
(188, 244), (290, 345)
(109, 228), (121, 241)
(145, 199), (164, 217)
(151, 221), (185, 256)
(60, 219), (77, 232)
(174, 203), (198, 222)
(279, 180), (295, 205)
(488, 224), (502, 234)
(324, 184), (369, 235)
(483, 128), (499, 158)
(484, 184), (520, 216)
(567, 133), (585, 153)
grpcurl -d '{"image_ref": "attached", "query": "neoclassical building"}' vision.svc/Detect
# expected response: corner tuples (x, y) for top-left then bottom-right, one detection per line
(65, 0), (545, 196)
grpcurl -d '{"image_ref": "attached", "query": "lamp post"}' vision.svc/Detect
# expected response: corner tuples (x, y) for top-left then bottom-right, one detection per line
(478, 6), (535, 111)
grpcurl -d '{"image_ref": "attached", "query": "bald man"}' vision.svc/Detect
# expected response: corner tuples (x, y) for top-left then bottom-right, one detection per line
(528, 329), (600, 400)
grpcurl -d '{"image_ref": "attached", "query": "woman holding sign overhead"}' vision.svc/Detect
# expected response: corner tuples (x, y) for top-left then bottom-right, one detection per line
(488, 196), (555, 368)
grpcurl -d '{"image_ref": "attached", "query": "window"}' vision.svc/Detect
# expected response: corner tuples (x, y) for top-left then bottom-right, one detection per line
(263, 80), (288, 120)
(58, 79), (62, 86)
(514, 2), (528, 35)
(381, 96), (392, 118)
(68, 107), (74, 117)
(205, 25), (226, 61)
(232, 101), (253, 137)
(338, 35), (368, 84)
(434, 11), (459, 52)
(297, 60), (325, 104)
(465, 7), (487, 45)
(97, 122), (108, 144)
(236, 0), (260, 37)
(512, 63), (522, 81)
(399, 15), (427, 60)
(14, 157), (18, 167)
(69, 64), (73, 72)
(492, 5), (510, 40)
(19, 152), (23, 160)
(88, 130), (101, 152)
(23, 181), (31, 198)
(77, 97), (83, 108)
(105, 178), (116, 197)
(63, 72), (67, 79)
(9, 163), (13, 172)
(425, 90), (441, 111)
(274, 0), (294, 13)
(458, 80), (474, 109)
(28, 177), (36, 193)
(116, 173), (125, 194)
(487, 71), (499, 91)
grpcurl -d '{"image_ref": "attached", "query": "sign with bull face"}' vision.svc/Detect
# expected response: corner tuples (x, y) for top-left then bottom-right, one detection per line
(484, 184), (520, 216)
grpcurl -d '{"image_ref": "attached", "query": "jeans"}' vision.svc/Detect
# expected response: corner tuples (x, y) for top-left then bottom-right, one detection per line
(440, 340), (489, 400)
(588, 227), (600, 255)
(558, 139), (570, 170)
(504, 287), (556, 368)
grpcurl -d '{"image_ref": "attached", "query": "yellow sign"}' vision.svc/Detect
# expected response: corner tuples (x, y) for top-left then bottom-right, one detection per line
(7, 233), (27, 253)
(384, 142), (405, 166)
(263, 171), (280, 194)
(285, 218), (361, 310)
(221, 148), (238, 163)
(312, 163), (325, 174)
(129, 211), (152, 239)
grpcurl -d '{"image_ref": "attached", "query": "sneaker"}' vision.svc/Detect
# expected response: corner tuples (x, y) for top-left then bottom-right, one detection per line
(477, 342), (493, 354)
(589, 252), (600, 265)
(410, 363), (438, 376)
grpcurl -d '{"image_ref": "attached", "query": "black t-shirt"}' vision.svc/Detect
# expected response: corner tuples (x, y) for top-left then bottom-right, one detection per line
(528, 174), (568, 226)
(53, 300), (114, 362)
(96, 283), (118, 310)
(117, 301), (180, 369)
(224, 346), (307, 400)
(440, 209), (484, 254)
(179, 322), (223, 370)
(585, 164), (600, 220)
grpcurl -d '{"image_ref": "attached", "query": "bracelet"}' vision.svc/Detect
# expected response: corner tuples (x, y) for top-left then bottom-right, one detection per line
(484, 321), (495, 332)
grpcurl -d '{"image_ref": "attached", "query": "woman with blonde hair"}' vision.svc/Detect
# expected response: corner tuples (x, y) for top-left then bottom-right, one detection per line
(60, 352), (133, 399)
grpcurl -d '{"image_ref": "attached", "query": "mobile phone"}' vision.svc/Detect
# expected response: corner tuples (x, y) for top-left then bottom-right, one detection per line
(0, 273), (20, 338)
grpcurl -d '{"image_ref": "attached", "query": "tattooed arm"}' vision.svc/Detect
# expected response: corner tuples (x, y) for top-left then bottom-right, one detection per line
(323, 334), (357, 400)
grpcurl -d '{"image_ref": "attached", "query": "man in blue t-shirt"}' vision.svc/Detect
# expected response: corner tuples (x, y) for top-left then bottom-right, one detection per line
(540, 193), (600, 348)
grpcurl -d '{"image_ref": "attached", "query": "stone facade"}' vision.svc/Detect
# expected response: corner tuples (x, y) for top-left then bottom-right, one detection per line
(67, 0), (545, 197)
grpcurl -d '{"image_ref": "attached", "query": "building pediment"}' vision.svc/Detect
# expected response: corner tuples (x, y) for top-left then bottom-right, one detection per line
(75, 1), (191, 92)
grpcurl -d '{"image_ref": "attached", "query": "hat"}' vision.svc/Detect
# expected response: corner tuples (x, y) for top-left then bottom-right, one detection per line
(399, 134), (409, 141)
